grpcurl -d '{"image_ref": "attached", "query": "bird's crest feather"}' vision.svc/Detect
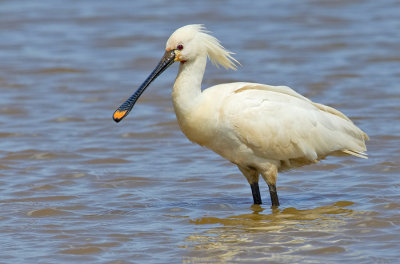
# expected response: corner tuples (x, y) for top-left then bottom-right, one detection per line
(191, 24), (240, 70)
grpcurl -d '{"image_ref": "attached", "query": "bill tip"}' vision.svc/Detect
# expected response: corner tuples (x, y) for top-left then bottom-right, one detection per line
(113, 110), (127, 122)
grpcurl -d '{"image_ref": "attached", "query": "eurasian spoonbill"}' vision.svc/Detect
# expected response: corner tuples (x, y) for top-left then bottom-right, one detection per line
(113, 24), (368, 207)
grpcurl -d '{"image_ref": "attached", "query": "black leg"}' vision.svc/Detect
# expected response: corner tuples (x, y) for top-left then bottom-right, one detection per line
(250, 182), (262, 204)
(268, 184), (280, 207)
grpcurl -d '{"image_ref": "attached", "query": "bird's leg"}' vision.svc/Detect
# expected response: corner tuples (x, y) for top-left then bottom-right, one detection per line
(238, 165), (262, 204)
(267, 183), (280, 207)
(250, 182), (262, 204)
(261, 164), (280, 207)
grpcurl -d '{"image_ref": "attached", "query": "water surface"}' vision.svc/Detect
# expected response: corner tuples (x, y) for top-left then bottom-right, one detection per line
(0, 0), (399, 263)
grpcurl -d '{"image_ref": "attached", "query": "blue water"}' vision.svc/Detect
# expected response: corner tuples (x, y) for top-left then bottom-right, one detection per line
(0, 0), (399, 263)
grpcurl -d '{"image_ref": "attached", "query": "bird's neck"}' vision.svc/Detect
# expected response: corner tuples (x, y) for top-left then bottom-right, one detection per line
(172, 54), (206, 117)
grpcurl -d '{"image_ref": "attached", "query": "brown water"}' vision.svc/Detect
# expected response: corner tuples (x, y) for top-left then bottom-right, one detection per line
(1, 0), (399, 263)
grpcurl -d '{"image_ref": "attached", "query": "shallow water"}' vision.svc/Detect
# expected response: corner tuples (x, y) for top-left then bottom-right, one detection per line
(1, 0), (399, 263)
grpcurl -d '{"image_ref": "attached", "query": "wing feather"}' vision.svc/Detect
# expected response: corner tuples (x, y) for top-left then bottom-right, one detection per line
(219, 83), (368, 164)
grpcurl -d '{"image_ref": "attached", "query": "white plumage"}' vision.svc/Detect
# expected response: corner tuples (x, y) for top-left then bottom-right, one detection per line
(114, 24), (368, 206)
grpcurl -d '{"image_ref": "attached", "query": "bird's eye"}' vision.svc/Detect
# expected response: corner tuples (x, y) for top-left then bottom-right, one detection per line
(177, 44), (184, 50)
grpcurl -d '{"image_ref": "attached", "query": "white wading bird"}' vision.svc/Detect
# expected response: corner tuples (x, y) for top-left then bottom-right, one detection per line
(113, 24), (368, 207)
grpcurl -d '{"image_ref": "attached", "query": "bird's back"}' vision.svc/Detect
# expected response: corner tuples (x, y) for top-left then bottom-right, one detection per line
(197, 82), (368, 170)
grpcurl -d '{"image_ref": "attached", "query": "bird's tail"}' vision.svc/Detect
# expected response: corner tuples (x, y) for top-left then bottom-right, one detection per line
(342, 149), (368, 159)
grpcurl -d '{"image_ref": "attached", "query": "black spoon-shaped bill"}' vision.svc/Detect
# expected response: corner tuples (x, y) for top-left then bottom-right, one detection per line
(113, 49), (176, 123)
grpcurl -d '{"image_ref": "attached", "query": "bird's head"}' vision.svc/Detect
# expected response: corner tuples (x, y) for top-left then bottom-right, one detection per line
(166, 24), (239, 69)
(113, 24), (239, 123)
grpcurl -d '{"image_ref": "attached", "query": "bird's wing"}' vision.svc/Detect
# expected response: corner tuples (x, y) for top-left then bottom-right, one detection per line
(219, 83), (368, 162)
(231, 82), (313, 103)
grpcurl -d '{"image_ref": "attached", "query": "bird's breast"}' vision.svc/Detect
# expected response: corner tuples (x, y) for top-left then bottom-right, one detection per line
(175, 104), (216, 147)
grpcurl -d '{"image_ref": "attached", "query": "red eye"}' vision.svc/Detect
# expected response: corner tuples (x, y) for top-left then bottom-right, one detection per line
(177, 44), (184, 50)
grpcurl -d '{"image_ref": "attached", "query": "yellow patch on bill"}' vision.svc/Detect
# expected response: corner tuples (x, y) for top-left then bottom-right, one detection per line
(113, 110), (127, 120)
